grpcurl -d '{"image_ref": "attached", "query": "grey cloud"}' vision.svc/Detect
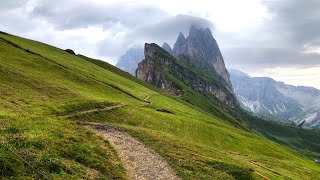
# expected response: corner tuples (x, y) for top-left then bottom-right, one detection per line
(225, 46), (320, 69)
(0, 0), (27, 10)
(224, 0), (320, 71)
(2, 0), (320, 73)
(131, 15), (214, 45)
(264, 0), (320, 45)
(30, 0), (168, 30)
(97, 15), (215, 57)
(0, 0), (38, 34)
(0, 0), (171, 63)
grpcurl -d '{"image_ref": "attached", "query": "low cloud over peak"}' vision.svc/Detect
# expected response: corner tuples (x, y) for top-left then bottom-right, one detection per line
(97, 14), (215, 60)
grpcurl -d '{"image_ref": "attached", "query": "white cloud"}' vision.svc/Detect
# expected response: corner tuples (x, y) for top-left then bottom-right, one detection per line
(133, 0), (269, 33)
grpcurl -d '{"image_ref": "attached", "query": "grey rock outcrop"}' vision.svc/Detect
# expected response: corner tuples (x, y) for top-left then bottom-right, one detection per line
(229, 69), (320, 128)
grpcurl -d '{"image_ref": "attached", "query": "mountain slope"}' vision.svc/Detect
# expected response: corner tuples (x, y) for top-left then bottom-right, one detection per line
(1, 32), (320, 179)
(230, 69), (320, 128)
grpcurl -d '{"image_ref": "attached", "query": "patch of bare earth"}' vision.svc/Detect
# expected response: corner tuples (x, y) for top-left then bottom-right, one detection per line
(78, 122), (180, 180)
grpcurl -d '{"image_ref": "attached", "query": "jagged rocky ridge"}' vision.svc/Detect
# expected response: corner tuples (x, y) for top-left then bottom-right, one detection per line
(136, 43), (236, 107)
(172, 26), (232, 89)
(230, 69), (320, 128)
(117, 26), (231, 90)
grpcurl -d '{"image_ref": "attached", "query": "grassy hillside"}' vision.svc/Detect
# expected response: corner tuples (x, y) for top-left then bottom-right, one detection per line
(0, 32), (320, 179)
(246, 115), (320, 160)
(134, 42), (320, 162)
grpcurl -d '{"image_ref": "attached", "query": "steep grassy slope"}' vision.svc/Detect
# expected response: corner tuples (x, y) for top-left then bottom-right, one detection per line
(246, 115), (320, 160)
(0, 32), (320, 179)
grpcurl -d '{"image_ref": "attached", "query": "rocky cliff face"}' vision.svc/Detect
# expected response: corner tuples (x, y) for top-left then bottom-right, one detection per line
(230, 69), (320, 128)
(117, 26), (232, 90)
(173, 26), (232, 89)
(116, 47), (144, 75)
(136, 43), (237, 107)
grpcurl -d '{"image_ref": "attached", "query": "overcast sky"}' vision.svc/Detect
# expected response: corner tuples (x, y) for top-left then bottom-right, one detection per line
(1, 0), (320, 88)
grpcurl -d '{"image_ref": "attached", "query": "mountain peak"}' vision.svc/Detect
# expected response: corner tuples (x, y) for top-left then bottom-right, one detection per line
(144, 43), (158, 59)
(162, 42), (170, 47)
(178, 32), (186, 41)
(175, 32), (186, 46)
(189, 25), (198, 34)
(162, 42), (174, 55)
(188, 25), (213, 39)
(173, 32), (187, 57)
(172, 26), (232, 89)
(228, 69), (251, 78)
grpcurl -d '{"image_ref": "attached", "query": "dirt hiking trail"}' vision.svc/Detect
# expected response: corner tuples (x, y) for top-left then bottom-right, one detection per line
(78, 122), (180, 180)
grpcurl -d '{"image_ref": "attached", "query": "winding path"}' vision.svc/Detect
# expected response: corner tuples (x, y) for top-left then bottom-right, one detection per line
(62, 96), (180, 179)
(78, 122), (180, 180)
(58, 104), (126, 118)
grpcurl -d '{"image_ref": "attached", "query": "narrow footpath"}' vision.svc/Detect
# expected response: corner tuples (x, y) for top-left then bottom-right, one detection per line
(78, 122), (180, 180)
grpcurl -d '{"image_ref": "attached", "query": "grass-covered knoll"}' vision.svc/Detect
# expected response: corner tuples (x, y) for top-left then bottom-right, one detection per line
(0, 32), (320, 179)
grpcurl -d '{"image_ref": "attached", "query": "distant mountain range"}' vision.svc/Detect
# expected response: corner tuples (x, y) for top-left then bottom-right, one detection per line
(229, 69), (320, 128)
(116, 47), (144, 75)
(115, 27), (320, 130)
(115, 43), (173, 76)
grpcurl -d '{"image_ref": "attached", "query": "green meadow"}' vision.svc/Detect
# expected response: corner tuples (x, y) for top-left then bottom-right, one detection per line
(0, 32), (320, 179)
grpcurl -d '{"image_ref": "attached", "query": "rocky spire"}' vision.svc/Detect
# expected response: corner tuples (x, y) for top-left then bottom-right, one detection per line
(173, 32), (187, 56)
(162, 42), (174, 55)
(172, 26), (232, 89)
